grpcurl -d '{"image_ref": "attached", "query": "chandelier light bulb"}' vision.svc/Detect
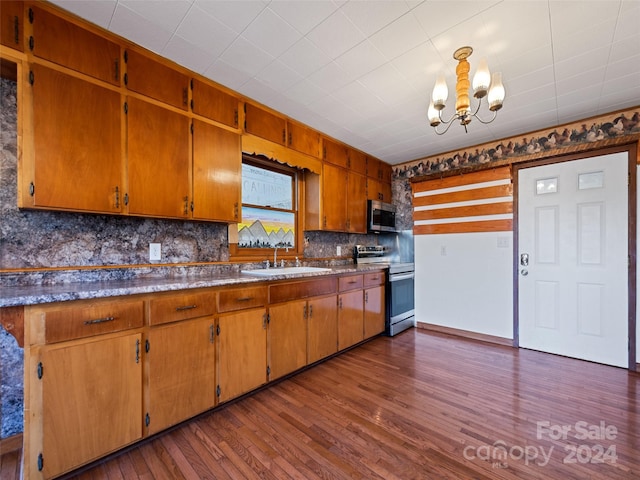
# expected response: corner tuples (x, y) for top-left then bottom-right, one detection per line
(488, 72), (505, 111)
(428, 100), (441, 126)
(472, 57), (491, 98)
(432, 74), (448, 110)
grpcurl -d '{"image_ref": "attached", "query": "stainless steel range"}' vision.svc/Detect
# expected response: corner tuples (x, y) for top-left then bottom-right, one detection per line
(354, 245), (415, 336)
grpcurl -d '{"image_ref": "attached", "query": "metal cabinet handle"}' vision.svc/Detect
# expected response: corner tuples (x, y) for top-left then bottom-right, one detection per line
(236, 297), (254, 302)
(175, 304), (197, 311)
(84, 316), (115, 325)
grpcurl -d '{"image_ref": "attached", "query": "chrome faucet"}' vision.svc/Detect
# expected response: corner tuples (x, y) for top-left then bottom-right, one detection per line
(263, 259), (270, 269)
(273, 247), (278, 267)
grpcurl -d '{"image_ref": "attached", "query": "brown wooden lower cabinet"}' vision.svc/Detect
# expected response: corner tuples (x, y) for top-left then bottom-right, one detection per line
(39, 333), (143, 479)
(338, 289), (364, 350)
(307, 294), (339, 364)
(364, 285), (385, 339)
(146, 316), (216, 435)
(216, 307), (268, 403)
(22, 270), (384, 479)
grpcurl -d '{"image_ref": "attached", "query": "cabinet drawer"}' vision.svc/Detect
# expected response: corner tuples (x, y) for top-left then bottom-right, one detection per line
(44, 300), (143, 344)
(364, 271), (385, 287)
(148, 291), (216, 326)
(218, 285), (268, 313)
(269, 277), (337, 304)
(338, 274), (363, 292)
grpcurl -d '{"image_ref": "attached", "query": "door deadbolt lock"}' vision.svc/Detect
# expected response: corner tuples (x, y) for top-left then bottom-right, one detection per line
(520, 253), (529, 266)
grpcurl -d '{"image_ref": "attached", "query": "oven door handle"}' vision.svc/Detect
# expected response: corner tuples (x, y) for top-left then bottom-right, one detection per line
(389, 272), (415, 282)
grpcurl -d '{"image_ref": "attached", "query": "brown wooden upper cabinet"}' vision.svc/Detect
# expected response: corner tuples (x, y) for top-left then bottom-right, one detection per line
(349, 149), (368, 176)
(323, 138), (349, 168)
(244, 103), (286, 145)
(192, 120), (242, 223)
(125, 49), (189, 110)
(367, 156), (393, 182)
(25, 64), (122, 213)
(29, 5), (120, 85)
(1, 1), (23, 51)
(287, 120), (321, 157)
(191, 78), (239, 128)
(126, 97), (191, 219)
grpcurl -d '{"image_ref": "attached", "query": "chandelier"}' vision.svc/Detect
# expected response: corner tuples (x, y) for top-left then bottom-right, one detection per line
(428, 46), (505, 135)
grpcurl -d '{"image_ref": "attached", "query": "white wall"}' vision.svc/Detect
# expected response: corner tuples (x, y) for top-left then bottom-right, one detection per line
(415, 232), (514, 339)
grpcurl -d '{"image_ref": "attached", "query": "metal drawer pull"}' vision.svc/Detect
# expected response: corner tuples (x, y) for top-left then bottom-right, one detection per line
(175, 304), (197, 311)
(236, 297), (254, 302)
(84, 316), (116, 325)
(348, 280), (358, 284)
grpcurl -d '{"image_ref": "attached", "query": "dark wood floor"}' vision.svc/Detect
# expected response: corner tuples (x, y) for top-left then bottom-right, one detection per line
(2, 329), (639, 479)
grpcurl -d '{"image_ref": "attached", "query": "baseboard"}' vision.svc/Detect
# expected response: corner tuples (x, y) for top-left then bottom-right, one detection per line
(0, 433), (22, 454)
(417, 322), (513, 347)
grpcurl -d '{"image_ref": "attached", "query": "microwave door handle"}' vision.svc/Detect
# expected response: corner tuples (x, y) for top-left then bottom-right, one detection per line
(389, 272), (415, 282)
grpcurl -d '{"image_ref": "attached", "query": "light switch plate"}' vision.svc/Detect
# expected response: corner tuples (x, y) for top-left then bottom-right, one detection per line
(336, 246), (342, 256)
(149, 243), (161, 261)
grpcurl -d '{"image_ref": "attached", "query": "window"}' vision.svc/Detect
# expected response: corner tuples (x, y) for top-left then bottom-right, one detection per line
(234, 156), (300, 256)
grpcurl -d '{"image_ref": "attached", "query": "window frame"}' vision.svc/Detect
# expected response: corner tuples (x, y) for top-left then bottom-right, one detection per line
(229, 154), (304, 260)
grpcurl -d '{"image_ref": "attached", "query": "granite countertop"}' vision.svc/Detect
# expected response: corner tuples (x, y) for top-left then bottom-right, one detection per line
(0, 264), (387, 308)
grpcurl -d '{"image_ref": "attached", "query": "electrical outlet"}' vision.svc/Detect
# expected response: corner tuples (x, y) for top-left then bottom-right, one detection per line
(336, 246), (342, 256)
(149, 243), (161, 261)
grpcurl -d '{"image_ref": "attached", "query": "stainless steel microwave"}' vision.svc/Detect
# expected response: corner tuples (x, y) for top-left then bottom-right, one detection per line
(367, 200), (397, 233)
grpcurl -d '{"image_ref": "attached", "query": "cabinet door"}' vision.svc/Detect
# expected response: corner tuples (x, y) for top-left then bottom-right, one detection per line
(323, 138), (349, 168)
(307, 295), (338, 364)
(127, 97), (190, 218)
(338, 290), (364, 350)
(30, 5), (120, 84)
(347, 172), (367, 233)
(322, 163), (347, 231)
(191, 78), (238, 128)
(147, 317), (216, 434)
(1, 1), (23, 51)
(125, 49), (189, 110)
(192, 120), (241, 222)
(367, 178), (392, 203)
(349, 149), (368, 176)
(29, 64), (122, 213)
(41, 333), (142, 478)
(287, 120), (320, 157)
(244, 103), (286, 145)
(217, 308), (267, 403)
(364, 286), (385, 339)
(268, 300), (307, 380)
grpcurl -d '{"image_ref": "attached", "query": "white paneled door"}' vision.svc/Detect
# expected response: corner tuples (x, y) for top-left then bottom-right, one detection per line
(518, 152), (628, 367)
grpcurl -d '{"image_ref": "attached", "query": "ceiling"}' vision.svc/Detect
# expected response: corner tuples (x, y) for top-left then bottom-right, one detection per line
(50, 0), (640, 165)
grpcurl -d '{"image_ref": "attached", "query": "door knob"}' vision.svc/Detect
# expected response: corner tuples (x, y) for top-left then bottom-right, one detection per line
(520, 253), (529, 266)
(521, 269), (528, 276)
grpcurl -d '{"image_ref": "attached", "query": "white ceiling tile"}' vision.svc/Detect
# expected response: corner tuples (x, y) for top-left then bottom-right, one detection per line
(236, 78), (282, 106)
(194, 0), (267, 34)
(307, 62), (353, 93)
(341, 0), (410, 37)
(204, 59), (254, 89)
(49, 0), (117, 29)
(332, 82), (386, 117)
(175, 5), (237, 58)
(110, 3), (173, 53)
(162, 35), (216, 73)
(369, 12), (428, 61)
(334, 41), (387, 81)
(120, 0), (192, 32)
(242, 8), (302, 58)
(268, 0), (339, 34)
(283, 79), (327, 105)
(609, 33), (640, 63)
(358, 64), (417, 106)
(555, 66), (606, 97)
(615, 0), (640, 40)
(306, 10), (366, 59)
(255, 60), (303, 92)
(412, 1), (501, 38)
(220, 36), (274, 77)
(278, 38), (332, 78)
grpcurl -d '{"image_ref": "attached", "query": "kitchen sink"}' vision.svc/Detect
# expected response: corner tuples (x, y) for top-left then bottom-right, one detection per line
(241, 266), (332, 276)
